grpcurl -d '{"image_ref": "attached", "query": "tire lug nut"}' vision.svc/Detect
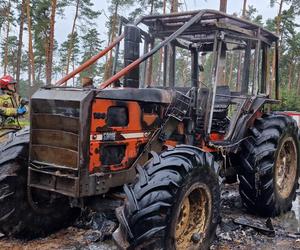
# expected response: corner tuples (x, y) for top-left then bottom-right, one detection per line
(191, 233), (202, 243)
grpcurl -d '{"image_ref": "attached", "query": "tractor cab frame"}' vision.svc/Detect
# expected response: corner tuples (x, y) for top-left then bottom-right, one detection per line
(123, 9), (280, 146)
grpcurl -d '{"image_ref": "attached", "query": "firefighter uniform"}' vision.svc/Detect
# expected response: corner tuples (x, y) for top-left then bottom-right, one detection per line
(0, 93), (18, 117)
(0, 75), (26, 130)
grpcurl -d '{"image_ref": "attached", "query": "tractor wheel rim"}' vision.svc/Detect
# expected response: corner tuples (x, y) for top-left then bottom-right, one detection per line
(275, 137), (297, 199)
(175, 184), (212, 249)
(175, 195), (190, 239)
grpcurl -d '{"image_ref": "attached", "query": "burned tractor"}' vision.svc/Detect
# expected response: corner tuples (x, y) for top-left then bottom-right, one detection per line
(0, 9), (299, 249)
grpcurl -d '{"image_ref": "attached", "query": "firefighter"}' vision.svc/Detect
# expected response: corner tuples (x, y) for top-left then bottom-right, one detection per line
(0, 75), (27, 120)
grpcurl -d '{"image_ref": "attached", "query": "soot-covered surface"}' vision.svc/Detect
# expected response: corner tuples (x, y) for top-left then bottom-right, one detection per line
(1, 183), (300, 250)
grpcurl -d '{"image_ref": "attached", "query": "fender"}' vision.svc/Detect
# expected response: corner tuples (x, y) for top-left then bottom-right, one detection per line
(230, 98), (279, 152)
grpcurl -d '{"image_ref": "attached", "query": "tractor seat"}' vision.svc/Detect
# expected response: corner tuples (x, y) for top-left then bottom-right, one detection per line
(214, 86), (231, 119)
(196, 86), (231, 134)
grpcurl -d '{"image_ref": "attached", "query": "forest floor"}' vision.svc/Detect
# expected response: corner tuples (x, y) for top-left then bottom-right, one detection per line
(1, 183), (300, 250)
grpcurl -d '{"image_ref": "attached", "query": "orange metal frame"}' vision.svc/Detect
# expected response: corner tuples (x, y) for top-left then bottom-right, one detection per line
(89, 99), (158, 173)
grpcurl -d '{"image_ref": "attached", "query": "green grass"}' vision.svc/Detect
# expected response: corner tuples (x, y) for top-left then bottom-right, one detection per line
(18, 119), (30, 127)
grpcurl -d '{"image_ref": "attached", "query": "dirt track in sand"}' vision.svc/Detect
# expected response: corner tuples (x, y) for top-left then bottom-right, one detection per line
(1, 184), (300, 250)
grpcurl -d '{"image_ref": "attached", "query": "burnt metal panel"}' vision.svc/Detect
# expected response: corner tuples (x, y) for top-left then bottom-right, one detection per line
(31, 99), (80, 117)
(82, 167), (137, 196)
(124, 25), (141, 88)
(31, 88), (92, 101)
(31, 129), (79, 151)
(191, 48), (199, 88)
(141, 10), (278, 43)
(28, 167), (79, 197)
(31, 114), (79, 134)
(107, 106), (129, 127)
(28, 89), (94, 197)
(31, 145), (78, 169)
(169, 43), (176, 88)
(96, 88), (173, 104)
(101, 145), (126, 165)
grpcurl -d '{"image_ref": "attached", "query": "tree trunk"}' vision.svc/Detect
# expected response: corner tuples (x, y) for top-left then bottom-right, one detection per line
(242, 0), (247, 17)
(297, 65), (300, 95)
(16, 0), (26, 88)
(145, 1), (156, 87)
(150, 0), (155, 14)
(104, 2), (119, 81)
(3, 0), (11, 75)
(65, 0), (80, 76)
(12, 51), (17, 76)
(72, 59), (75, 86)
(46, 0), (57, 85)
(26, 0), (35, 87)
(156, 0), (167, 84)
(288, 60), (294, 91)
(37, 63), (42, 83)
(236, 0), (247, 91)
(270, 0), (283, 97)
(219, 0), (227, 13)
(171, 0), (179, 13)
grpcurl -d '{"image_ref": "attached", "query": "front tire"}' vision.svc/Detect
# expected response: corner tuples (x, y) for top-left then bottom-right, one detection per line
(0, 129), (79, 238)
(113, 145), (220, 250)
(237, 113), (300, 217)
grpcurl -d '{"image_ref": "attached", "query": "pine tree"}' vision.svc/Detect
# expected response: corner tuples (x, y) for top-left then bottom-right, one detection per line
(65, 0), (101, 76)
(104, 0), (134, 81)
(1, 0), (19, 76)
(80, 28), (103, 80)
(129, 0), (163, 20)
(16, 0), (26, 86)
(31, 0), (69, 85)
(0, 3), (8, 32)
(3, 0), (12, 75)
(1, 35), (19, 76)
(269, 0), (285, 97)
(26, 0), (35, 86)
(59, 32), (80, 84)
(45, 0), (57, 85)
(31, 0), (51, 84)
(170, 0), (179, 13)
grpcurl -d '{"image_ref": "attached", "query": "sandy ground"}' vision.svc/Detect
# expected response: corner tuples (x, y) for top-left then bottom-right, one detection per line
(1, 184), (300, 250)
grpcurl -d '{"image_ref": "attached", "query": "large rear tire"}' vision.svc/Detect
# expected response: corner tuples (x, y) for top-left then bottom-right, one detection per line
(237, 113), (300, 217)
(113, 145), (220, 250)
(0, 129), (79, 238)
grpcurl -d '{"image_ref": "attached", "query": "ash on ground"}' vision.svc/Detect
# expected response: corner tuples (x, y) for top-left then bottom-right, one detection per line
(1, 184), (300, 250)
(211, 183), (300, 250)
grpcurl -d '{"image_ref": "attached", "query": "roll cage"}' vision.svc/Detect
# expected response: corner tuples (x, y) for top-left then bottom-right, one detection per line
(57, 9), (279, 91)
(55, 9), (279, 145)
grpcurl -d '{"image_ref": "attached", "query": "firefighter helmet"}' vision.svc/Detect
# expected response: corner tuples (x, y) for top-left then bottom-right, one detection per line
(0, 75), (17, 89)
